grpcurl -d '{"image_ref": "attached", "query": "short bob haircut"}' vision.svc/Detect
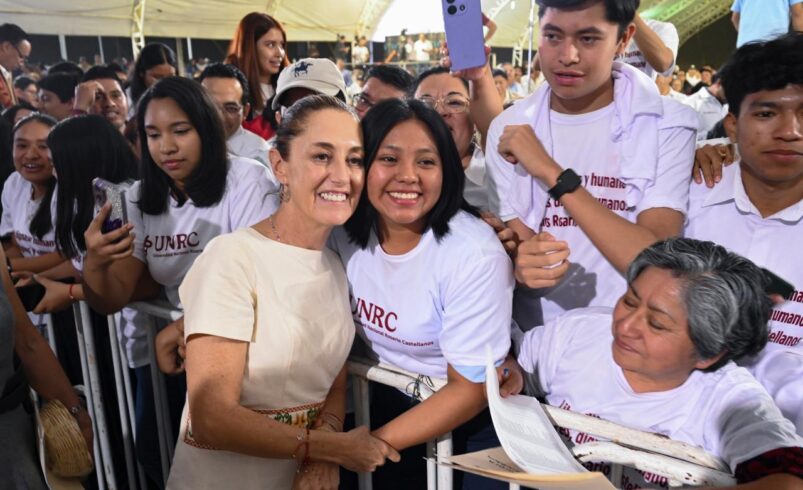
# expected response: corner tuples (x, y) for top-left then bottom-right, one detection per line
(12, 113), (58, 239)
(273, 94), (359, 162)
(48, 115), (138, 258)
(344, 98), (478, 248)
(627, 237), (771, 371)
(136, 76), (229, 215)
(129, 43), (177, 105)
(720, 32), (803, 117)
(225, 12), (290, 114)
(537, 0), (639, 37)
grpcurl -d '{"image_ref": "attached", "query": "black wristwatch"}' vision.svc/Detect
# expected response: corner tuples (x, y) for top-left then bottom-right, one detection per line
(548, 169), (582, 201)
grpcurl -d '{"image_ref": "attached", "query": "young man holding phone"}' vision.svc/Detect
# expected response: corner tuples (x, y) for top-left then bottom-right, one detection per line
(485, 0), (698, 327)
(685, 33), (803, 434)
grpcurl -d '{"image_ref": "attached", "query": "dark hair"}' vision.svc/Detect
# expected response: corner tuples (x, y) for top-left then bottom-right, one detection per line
(225, 13), (290, 113)
(83, 65), (123, 87)
(13, 75), (36, 91)
(49, 62), (84, 78)
(537, 0), (639, 37)
(48, 115), (138, 258)
(274, 94), (358, 161)
(198, 63), (251, 107)
(0, 101), (35, 126)
(492, 68), (508, 80)
(0, 23), (28, 45)
(0, 118), (13, 199)
(720, 32), (803, 116)
(106, 61), (127, 74)
(628, 238), (771, 371)
(129, 43), (177, 105)
(38, 72), (79, 103)
(412, 66), (469, 96)
(12, 114), (58, 239)
(364, 65), (415, 94)
(136, 76), (228, 215)
(344, 98), (478, 248)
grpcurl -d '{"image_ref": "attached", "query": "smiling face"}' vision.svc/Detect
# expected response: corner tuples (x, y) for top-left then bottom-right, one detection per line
(92, 78), (128, 131)
(414, 73), (473, 162)
(538, 0), (633, 114)
(725, 84), (803, 188)
(367, 118), (443, 236)
(257, 28), (286, 79)
(270, 108), (364, 229)
(13, 120), (53, 188)
(611, 267), (719, 393)
(144, 97), (202, 190)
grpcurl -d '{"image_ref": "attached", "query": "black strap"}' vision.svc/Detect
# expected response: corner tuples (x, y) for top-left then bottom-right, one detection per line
(0, 352), (30, 414)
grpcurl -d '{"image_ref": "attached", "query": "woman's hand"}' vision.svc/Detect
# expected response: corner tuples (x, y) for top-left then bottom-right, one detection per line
(292, 461), (339, 490)
(84, 203), (135, 271)
(31, 275), (72, 314)
(514, 231), (571, 289)
(481, 212), (517, 257)
(337, 426), (400, 473)
(693, 143), (735, 187)
(496, 355), (524, 398)
(155, 317), (185, 375)
(440, 40), (492, 81)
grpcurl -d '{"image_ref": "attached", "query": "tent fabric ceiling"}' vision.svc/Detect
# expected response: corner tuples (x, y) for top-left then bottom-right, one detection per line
(0, 0), (730, 46)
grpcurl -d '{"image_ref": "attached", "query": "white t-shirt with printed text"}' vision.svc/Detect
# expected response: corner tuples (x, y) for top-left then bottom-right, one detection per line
(329, 211), (513, 381)
(616, 19), (679, 80)
(486, 100), (694, 326)
(685, 162), (803, 434)
(128, 156), (279, 308)
(0, 172), (57, 257)
(517, 307), (802, 488)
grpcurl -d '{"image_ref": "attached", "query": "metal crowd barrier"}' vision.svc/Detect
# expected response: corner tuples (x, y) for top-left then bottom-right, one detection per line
(67, 301), (735, 490)
(346, 357), (736, 489)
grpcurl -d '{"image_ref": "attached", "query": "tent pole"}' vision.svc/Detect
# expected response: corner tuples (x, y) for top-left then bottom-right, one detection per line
(58, 35), (68, 62)
(524, 0), (536, 92)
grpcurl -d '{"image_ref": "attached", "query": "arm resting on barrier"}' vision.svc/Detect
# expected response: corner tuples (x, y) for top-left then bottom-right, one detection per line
(185, 334), (399, 473)
(371, 364), (488, 451)
(700, 474), (803, 490)
(1, 247), (93, 451)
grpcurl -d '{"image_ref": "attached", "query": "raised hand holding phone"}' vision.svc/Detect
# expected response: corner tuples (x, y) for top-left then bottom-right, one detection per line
(441, 0), (486, 71)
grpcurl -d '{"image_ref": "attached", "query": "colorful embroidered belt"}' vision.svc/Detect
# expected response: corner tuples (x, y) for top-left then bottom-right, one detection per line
(183, 401), (324, 450)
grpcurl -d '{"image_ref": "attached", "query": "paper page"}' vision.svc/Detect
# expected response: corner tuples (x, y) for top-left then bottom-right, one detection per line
(486, 346), (588, 474)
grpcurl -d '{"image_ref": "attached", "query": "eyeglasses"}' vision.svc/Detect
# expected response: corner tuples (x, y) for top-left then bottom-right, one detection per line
(352, 93), (373, 111)
(13, 44), (28, 63)
(417, 94), (470, 114)
(221, 103), (244, 116)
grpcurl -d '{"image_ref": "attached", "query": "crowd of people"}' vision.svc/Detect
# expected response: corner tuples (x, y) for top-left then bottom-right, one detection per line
(0, 0), (801, 489)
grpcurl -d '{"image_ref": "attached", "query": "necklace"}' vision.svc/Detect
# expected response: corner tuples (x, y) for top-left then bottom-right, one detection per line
(267, 214), (281, 242)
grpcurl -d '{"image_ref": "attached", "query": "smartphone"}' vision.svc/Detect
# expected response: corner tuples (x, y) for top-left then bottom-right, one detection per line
(16, 277), (77, 312)
(442, 0), (486, 71)
(762, 268), (795, 299)
(92, 178), (129, 234)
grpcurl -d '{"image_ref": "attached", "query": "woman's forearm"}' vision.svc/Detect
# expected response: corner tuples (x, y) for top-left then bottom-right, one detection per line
(313, 367), (348, 430)
(10, 253), (68, 275)
(372, 373), (487, 451)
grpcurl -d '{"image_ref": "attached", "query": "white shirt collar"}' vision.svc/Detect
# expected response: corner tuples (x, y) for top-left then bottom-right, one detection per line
(703, 162), (803, 222)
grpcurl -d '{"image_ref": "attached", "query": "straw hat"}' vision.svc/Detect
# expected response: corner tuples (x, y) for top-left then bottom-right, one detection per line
(39, 400), (93, 478)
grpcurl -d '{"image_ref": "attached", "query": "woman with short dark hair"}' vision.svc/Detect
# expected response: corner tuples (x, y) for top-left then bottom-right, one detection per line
(330, 98), (514, 489)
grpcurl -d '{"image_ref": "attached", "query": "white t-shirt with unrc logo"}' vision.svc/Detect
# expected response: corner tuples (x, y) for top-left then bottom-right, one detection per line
(0, 172), (57, 257)
(329, 211), (513, 382)
(128, 156), (279, 308)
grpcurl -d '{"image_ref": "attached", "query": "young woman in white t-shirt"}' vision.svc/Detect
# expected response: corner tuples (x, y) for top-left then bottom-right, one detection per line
(331, 98), (514, 490)
(501, 238), (803, 488)
(167, 95), (399, 489)
(1, 114), (66, 279)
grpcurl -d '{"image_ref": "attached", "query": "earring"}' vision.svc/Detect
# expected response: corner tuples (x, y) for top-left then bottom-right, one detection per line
(279, 183), (291, 202)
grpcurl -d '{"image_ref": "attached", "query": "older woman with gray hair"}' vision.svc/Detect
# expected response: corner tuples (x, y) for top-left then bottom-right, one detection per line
(504, 238), (803, 488)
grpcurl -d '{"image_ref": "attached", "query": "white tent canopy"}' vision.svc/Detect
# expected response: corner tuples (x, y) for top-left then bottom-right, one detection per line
(1, 0), (731, 48)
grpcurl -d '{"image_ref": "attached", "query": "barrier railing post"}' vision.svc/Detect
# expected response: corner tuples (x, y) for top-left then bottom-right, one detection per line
(145, 319), (171, 485)
(106, 314), (140, 490)
(74, 301), (117, 489)
(426, 441), (437, 490)
(44, 313), (57, 356)
(436, 432), (453, 489)
(353, 374), (372, 490)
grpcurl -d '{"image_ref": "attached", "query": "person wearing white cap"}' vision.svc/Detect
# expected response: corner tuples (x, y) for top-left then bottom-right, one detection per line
(271, 58), (347, 122)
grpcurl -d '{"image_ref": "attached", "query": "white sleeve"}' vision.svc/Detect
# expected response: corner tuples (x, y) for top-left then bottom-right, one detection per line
(439, 250), (514, 382)
(228, 161), (280, 230)
(0, 176), (15, 238)
(635, 108), (696, 217)
(650, 21), (679, 77)
(484, 118), (518, 222)
(517, 315), (569, 397)
(705, 373), (803, 470)
(730, 0), (741, 12)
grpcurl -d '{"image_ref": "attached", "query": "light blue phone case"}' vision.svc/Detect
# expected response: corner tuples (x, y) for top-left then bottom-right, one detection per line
(442, 0), (486, 71)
